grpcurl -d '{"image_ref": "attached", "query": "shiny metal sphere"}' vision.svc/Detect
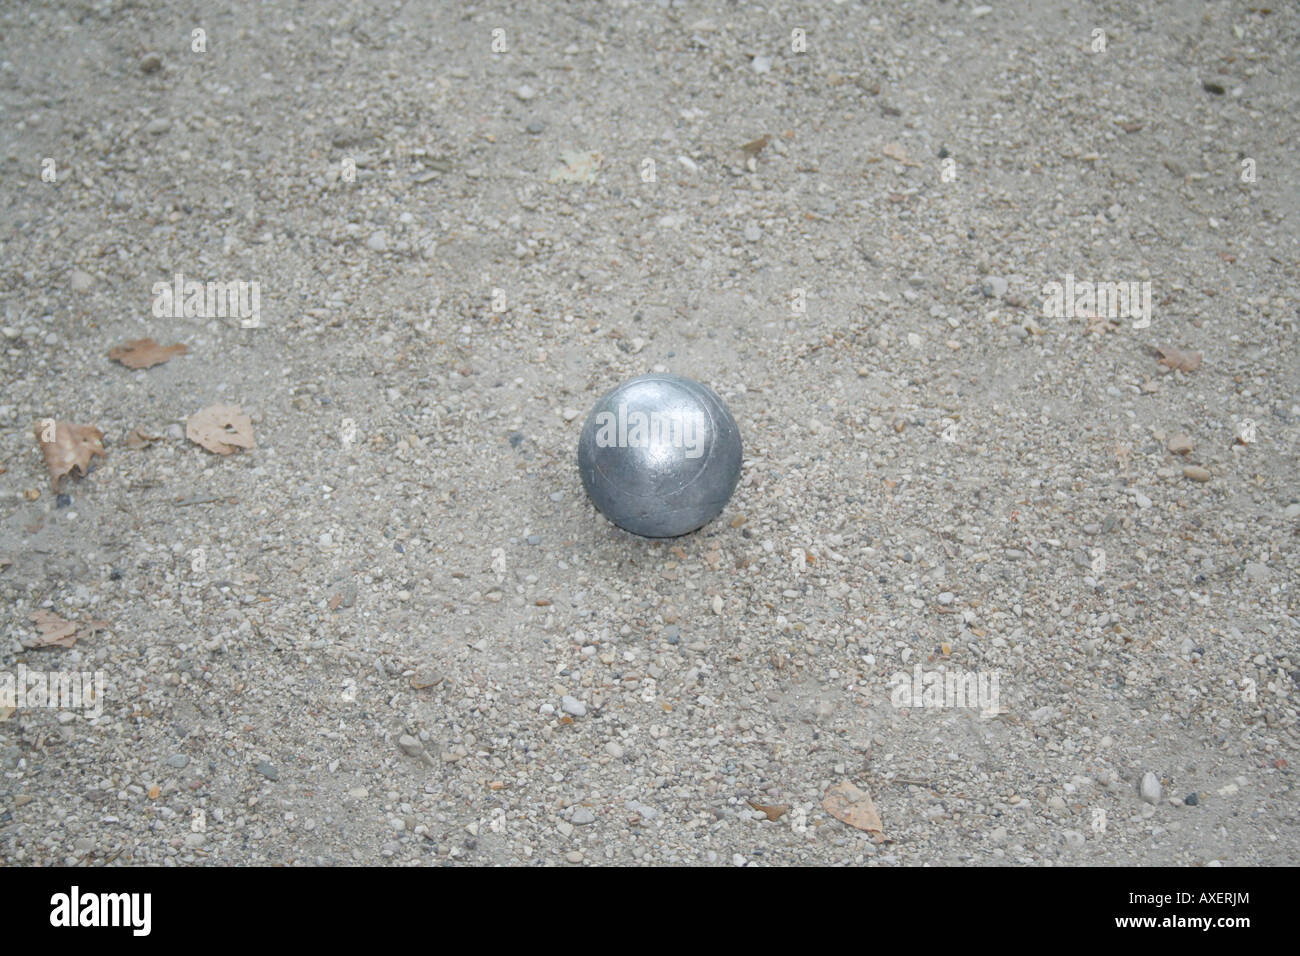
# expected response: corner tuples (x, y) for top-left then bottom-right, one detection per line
(578, 374), (743, 538)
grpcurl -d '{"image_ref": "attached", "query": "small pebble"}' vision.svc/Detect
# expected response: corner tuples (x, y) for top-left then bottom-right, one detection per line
(981, 276), (1008, 298)
(1140, 772), (1162, 805)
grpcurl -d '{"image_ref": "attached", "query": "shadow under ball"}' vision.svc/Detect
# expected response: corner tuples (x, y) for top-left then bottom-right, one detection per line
(578, 374), (743, 538)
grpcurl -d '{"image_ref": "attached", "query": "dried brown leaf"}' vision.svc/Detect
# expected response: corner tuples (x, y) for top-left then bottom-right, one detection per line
(123, 427), (162, 450)
(109, 337), (188, 369)
(823, 780), (883, 834)
(31, 609), (78, 648)
(748, 800), (790, 822)
(187, 404), (255, 455)
(1156, 345), (1203, 372)
(882, 142), (918, 166)
(33, 421), (106, 492)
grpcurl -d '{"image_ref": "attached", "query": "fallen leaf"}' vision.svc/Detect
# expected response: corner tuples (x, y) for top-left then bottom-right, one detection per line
(823, 780), (883, 834)
(548, 150), (603, 184)
(187, 404), (255, 455)
(30, 610), (78, 648)
(882, 142), (917, 166)
(123, 427), (162, 450)
(1156, 345), (1203, 372)
(109, 337), (187, 369)
(34, 421), (106, 492)
(748, 800), (790, 822)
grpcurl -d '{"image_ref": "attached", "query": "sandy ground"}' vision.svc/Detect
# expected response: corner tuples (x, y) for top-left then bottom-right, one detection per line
(1, 0), (1297, 866)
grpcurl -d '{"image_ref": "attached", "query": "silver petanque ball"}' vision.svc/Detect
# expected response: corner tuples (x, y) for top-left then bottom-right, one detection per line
(578, 374), (743, 538)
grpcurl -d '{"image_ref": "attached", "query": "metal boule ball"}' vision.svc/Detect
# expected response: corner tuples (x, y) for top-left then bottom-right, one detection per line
(577, 374), (743, 538)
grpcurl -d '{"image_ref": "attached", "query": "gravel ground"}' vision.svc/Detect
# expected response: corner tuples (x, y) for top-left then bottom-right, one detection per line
(1, 0), (1297, 866)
